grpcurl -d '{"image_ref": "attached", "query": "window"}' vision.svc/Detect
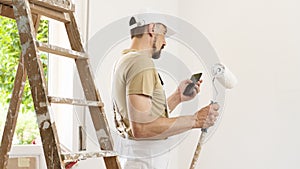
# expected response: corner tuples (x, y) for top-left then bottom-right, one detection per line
(0, 16), (48, 145)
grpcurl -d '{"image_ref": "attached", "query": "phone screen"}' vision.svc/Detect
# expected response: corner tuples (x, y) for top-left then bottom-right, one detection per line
(191, 73), (202, 83)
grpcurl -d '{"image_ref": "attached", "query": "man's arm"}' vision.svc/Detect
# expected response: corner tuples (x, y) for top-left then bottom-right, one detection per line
(128, 94), (218, 139)
(167, 79), (203, 112)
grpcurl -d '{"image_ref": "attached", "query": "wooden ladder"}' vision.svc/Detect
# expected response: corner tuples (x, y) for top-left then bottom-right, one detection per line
(0, 0), (121, 169)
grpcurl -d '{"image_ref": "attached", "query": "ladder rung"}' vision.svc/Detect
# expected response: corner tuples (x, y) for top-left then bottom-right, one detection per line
(0, 3), (14, 19)
(48, 96), (104, 107)
(0, 0), (13, 5)
(29, 0), (75, 13)
(60, 144), (71, 153)
(30, 3), (70, 23)
(0, 1), (70, 23)
(62, 151), (118, 163)
(36, 42), (88, 59)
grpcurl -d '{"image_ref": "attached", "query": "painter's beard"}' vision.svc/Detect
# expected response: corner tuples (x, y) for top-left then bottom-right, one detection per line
(152, 36), (162, 59)
(152, 49), (162, 59)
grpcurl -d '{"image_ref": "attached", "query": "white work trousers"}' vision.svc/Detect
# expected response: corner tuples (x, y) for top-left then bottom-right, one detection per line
(114, 135), (171, 169)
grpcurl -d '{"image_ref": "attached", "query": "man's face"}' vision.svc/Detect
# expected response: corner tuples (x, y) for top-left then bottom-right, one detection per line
(152, 24), (167, 59)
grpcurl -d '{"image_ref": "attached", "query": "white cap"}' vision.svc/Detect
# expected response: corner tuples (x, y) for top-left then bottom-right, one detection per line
(129, 12), (176, 37)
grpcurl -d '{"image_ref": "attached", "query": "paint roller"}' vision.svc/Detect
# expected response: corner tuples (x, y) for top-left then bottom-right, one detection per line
(212, 63), (237, 90)
(189, 63), (237, 169)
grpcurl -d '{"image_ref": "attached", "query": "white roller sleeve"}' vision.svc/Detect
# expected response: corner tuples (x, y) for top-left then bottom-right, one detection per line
(213, 63), (238, 89)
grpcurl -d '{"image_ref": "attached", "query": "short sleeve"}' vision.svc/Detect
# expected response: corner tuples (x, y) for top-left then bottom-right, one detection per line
(127, 69), (156, 97)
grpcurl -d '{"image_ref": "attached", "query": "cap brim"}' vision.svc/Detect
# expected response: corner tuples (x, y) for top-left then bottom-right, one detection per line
(165, 26), (176, 37)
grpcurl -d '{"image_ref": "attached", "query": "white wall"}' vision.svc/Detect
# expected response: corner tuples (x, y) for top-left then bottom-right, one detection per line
(178, 0), (300, 169)
(48, 19), (75, 150)
(48, 0), (90, 152)
(70, 0), (300, 169)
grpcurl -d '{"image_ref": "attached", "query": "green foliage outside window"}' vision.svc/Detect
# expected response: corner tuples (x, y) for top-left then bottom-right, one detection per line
(0, 15), (48, 144)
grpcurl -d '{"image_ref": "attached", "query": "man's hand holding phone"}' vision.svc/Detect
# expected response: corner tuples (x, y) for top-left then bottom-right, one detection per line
(178, 73), (203, 102)
(167, 73), (203, 112)
(183, 73), (202, 96)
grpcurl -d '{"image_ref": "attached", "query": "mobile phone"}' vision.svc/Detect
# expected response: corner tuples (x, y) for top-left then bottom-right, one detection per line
(183, 73), (202, 96)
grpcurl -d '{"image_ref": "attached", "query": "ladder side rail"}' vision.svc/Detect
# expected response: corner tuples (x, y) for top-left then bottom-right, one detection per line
(0, 59), (27, 169)
(0, 10), (40, 169)
(12, 0), (63, 168)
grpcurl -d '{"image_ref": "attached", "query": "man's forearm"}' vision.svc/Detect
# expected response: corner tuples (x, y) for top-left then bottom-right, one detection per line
(131, 115), (196, 139)
(167, 90), (181, 112)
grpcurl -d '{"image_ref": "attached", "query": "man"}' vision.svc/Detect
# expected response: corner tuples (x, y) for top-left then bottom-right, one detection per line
(112, 14), (219, 169)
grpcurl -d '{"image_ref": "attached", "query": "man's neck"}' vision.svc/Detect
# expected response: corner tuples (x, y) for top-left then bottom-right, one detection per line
(130, 36), (152, 51)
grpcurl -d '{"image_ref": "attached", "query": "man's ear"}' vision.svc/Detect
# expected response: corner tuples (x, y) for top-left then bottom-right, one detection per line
(148, 24), (155, 37)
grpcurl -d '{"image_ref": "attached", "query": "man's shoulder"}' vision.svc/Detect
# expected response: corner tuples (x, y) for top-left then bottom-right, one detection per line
(119, 51), (154, 68)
